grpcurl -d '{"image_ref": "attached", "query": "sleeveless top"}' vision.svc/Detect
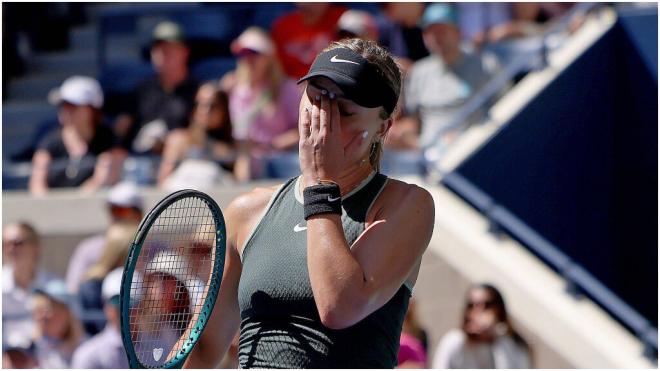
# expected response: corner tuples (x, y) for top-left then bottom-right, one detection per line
(237, 172), (412, 368)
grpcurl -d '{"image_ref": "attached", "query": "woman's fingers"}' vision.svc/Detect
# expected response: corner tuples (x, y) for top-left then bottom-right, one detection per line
(319, 90), (331, 136)
(310, 94), (321, 139)
(329, 93), (340, 135)
(299, 103), (311, 140)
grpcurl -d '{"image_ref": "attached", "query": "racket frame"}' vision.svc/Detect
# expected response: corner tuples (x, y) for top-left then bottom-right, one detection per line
(120, 189), (226, 369)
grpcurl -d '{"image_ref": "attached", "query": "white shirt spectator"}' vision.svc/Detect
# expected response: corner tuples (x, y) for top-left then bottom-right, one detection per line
(432, 328), (531, 369)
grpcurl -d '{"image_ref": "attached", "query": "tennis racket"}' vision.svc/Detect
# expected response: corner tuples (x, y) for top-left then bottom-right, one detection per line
(119, 189), (226, 368)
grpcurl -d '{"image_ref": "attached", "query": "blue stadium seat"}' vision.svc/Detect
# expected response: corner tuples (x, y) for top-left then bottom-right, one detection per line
(2, 161), (32, 190)
(380, 150), (426, 176)
(264, 152), (301, 179)
(99, 62), (154, 95)
(173, 12), (241, 44)
(191, 57), (236, 82)
(252, 4), (296, 31)
(2, 103), (58, 160)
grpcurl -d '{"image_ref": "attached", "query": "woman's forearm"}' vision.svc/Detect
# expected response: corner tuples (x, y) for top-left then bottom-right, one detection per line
(306, 214), (370, 329)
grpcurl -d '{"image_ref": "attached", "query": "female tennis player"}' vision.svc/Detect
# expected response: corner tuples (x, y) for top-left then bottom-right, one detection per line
(185, 38), (435, 368)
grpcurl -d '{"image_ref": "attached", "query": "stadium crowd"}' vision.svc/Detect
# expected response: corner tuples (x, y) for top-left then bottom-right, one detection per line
(2, 2), (580, 368)
(2, 2), (576, 194)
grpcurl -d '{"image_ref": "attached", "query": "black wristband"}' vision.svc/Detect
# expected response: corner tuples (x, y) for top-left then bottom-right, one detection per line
(303, 183), (342, 220)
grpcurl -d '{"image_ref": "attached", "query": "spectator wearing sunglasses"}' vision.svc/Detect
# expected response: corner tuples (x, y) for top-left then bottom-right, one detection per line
(2, 222), (58, 356)
(432, 283), (532, 368)
(220, 27), (302, 181)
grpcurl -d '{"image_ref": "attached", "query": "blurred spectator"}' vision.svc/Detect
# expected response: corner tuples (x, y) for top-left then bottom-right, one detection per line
(130, 254), (192, 367)
(78, 222), (137, 335)
(463, 3), (572, 49)
(271, 3), (347, 79)
(71, 268), (129, 368)
(29, 76), (126, 195)
(336, 10), (379, 41)
(66, 181), (143, 295)
(392, 3), (497, 151)
(2, 222), (58, 349)
(2, 341), (38, 369)
(457, 3), (514, 49)
(116, 21), (199, 155)
(158, 82), (237, 189)
(480, 3), (575, 77)
(221, 27), (302, 180)
(432, 283), (532, 368)
(377, 2), (429, 73)
(32, 280), (87, 368)
(398, 298), (429, 368)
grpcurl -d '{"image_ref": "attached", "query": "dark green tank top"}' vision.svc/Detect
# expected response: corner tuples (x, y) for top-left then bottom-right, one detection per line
(237, 172), (412, 368)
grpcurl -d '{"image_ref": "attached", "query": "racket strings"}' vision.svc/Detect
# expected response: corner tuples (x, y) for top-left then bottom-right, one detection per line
(128, 195), (219, 366)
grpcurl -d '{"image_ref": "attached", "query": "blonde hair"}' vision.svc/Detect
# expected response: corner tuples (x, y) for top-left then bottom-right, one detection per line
(235, 27), (286, 102)
(32, 294), (86, 357)
(320, 38), (402, 171)
(85, 222), (138, 280)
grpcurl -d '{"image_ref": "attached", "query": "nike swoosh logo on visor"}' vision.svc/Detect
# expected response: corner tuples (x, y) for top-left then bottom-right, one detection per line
(294, 223), (307, 232)
(330, 55), (360, 65)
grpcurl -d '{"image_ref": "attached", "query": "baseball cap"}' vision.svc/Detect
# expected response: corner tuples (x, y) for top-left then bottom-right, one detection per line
(102, 267), (123, 306)
(231, 27), (274, 57)
(152, 21), (186, 44)
(337, 10), (378, 39)
(48, 76), (104, 109)
(34, 279), (73, 306)
(146, 251), (190, 285)
(298, 47), (398, 115)
(420, 3), (459, 29)
(107, 181), (143, 210)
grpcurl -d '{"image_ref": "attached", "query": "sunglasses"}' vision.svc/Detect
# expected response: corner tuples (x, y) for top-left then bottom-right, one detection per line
(466, 300), (497, 309)
(193, 101), (222, 110)
(3, 238), (30, 247)
(235, 48), (261, 58)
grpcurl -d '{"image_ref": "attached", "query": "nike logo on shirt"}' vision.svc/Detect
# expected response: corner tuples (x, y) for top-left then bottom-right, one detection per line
(330, 55), (360, 65)
(293, 223), (307, 232)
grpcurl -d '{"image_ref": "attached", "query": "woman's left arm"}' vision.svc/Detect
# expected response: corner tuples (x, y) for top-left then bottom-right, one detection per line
(307, 186), (434, 329)
(301, 93), (434, 329)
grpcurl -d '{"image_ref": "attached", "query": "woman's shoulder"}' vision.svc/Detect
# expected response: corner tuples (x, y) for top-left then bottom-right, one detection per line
(379, 177), (435, 211)
(225, 184), (283, 222)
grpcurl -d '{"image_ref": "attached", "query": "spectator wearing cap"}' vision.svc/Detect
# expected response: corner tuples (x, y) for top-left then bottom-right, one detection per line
(130, 251), (193, 367)
(271, 3), (347, 80)
(71, 268), (129, 368)
(29, 76), (126, 195)
(66, 181), (143, 297)
(115, 21), (199, 155)
(336, 10), (379, 41)
(78, 222), (138, 335)
(2, 222), (59, 355)
(31, 280), (86, 368)
(392, 3), (498, 151)
(220, 26), (302, 181)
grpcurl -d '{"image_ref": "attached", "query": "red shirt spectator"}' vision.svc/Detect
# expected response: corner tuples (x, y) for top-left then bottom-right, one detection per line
(271, 3), (347, 79)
